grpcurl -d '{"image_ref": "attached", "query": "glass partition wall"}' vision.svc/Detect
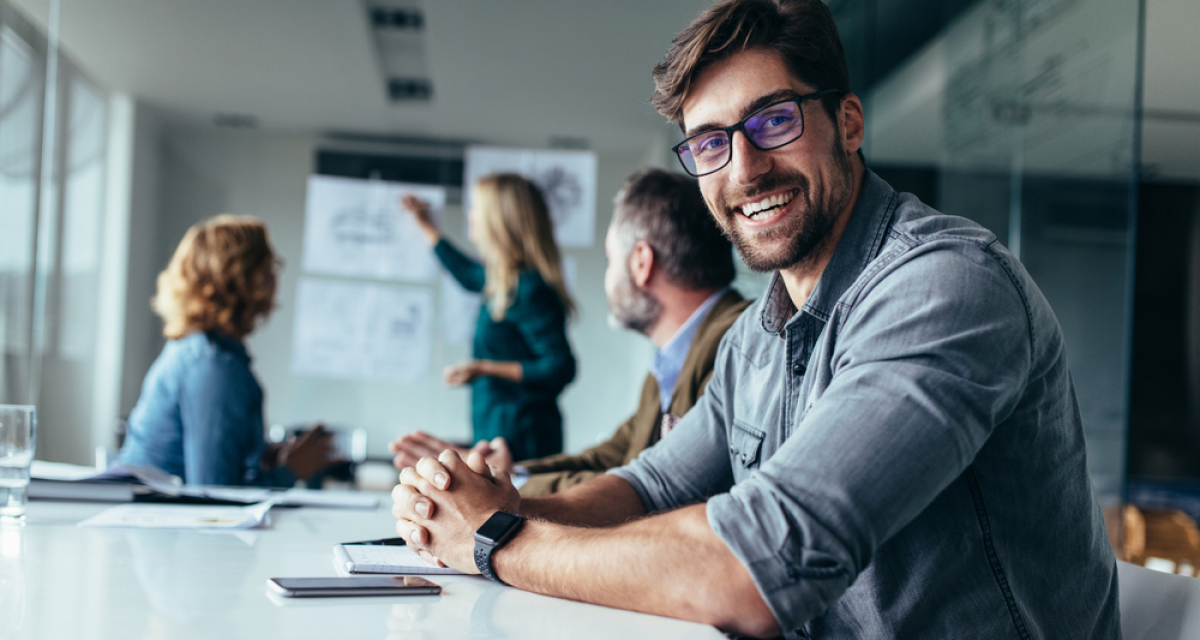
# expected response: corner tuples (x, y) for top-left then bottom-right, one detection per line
(832, 0), (1142, 512)
(0, 0), (109, 465)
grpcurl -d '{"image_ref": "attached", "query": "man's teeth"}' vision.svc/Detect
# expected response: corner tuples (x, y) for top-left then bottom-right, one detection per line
(741, 192), (794, 220)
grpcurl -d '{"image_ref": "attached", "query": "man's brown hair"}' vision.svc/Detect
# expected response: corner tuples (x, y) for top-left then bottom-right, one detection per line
(652, 0), (851, 126)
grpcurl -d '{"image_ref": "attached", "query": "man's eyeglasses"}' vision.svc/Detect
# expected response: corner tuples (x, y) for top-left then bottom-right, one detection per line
(671, 89), (843, 178)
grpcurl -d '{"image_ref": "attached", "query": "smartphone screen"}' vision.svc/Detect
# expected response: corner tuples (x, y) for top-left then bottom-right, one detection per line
(268, 576), (441, 597)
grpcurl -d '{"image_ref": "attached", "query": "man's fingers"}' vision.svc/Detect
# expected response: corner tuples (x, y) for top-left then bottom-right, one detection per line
(415, 548), (445, 568)
(409, 431), (453, 451)
(417, 455), (453, 490)
(394, 518), (431, 548)
(398, 467), (439, 503)
(393, 432), (443, 460)
(466, 450), (490, 476)
(491, 466), (513, 486)
(391, 483), (436, 520)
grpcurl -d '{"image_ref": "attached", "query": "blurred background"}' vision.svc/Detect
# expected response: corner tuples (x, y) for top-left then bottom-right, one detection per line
(0, 0), (1197, 523)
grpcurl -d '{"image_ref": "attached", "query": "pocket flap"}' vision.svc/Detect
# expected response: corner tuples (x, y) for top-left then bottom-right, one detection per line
(730, 421), (765, 468)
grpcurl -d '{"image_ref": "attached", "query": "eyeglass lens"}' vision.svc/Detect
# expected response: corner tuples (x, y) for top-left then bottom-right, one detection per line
(677, 100), (805, 176)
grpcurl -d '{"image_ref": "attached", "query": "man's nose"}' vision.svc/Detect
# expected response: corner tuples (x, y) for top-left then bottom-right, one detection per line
(727, 131), (772, 186)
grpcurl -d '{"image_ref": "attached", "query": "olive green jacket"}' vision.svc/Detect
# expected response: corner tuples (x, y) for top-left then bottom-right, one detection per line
(517, 290), (749, 496)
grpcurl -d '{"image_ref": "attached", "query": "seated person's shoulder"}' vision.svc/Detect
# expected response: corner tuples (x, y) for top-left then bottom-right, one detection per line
(889, 193), (1002, 251)
(172, 332), (255, 388)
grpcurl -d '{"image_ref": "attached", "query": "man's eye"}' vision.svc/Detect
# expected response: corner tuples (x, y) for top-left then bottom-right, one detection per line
(694, 135), (728, 155)
(763, 114), (795, 128)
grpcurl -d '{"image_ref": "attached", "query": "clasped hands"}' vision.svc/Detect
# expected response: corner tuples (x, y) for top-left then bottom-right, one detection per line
(391, 449), (521, 573)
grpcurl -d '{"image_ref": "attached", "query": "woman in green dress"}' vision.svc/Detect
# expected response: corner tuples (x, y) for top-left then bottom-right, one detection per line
(401, 174), (576, 461)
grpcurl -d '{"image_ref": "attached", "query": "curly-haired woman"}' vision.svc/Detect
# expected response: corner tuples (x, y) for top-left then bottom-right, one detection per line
(118, 215), (337, 486)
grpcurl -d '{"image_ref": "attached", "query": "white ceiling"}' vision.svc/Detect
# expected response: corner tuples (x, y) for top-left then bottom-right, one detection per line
(9, 0), (713, 154)
(9, 0), (1196, 175)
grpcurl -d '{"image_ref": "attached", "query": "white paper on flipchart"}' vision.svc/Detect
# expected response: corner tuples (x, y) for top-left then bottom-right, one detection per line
(440, 273), (481, 346)
(463, 146), (597, 248)
(302, 175), (445, 282)
(291, 277), (433, 382)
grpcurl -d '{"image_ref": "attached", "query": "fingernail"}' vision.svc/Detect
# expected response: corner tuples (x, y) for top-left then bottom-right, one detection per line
(413, 530), (424, 545)
(415, 501), (429, 517)
(435, 473), (448, 489)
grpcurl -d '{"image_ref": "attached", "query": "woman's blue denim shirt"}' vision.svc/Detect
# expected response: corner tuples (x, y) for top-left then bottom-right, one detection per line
(118, 331), (294, 487)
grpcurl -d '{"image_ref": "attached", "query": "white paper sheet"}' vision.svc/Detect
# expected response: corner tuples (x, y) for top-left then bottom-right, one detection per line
(302, 175), (445, 282)
(78, 502), (274, 530)
(464, 146), (597, 247)
(439, 273), (481, 346)
(291, 277), (433, 382)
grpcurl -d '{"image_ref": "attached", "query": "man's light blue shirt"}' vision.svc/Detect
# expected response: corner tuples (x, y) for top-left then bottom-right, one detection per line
(648, 288), (729, 412)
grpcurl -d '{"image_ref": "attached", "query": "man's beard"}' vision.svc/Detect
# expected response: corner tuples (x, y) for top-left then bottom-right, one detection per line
(607, 267), (662, 335)
(714, 148), (855, 273)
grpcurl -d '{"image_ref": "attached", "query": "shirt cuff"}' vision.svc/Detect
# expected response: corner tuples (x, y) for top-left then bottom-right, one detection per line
(511, 466), (530, 489)
(606, 464), (660, 513)
(706, 483), (853, 633)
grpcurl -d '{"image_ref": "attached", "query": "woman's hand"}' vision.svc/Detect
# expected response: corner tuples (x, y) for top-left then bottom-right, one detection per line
(443, 359), (523, 386)
(400, 194), (442, 245)
(278, 425), (342, 480)
(443, 360), (483, 386)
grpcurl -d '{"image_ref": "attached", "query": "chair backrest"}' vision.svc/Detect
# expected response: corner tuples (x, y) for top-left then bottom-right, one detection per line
(1118, 505), (1200, 573)
(1117, 560), (1200, 640)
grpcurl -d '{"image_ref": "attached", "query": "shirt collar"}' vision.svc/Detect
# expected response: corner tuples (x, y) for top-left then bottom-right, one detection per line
(206, 329), (251, 362)
(650, 287), (729, 408)
(760, 169), (896, 335)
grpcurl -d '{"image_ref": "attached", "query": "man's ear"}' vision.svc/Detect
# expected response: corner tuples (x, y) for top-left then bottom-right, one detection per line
(628, 240), (655, 288)
(839, 93), (866, 155)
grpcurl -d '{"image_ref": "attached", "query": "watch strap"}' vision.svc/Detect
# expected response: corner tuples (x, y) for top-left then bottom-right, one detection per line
(473, 512), (525, 585)
(474, 538), (504, 584)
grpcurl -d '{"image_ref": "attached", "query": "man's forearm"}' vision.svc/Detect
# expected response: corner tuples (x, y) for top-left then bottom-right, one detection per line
(492, 503), (780, 638)
(519, 474), (645, 527)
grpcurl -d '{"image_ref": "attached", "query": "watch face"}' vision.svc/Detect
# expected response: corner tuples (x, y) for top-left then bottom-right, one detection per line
(476, 512), (522, 544)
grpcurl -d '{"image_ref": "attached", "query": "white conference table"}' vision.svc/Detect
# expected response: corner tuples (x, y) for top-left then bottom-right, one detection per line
(1, 496), (725, 640)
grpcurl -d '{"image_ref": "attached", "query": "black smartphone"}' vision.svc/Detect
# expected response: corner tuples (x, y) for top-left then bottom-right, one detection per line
(267, 576), (442, 598)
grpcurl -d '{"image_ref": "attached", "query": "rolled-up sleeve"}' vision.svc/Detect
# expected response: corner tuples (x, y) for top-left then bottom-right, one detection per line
(705, 242), (1032, 630)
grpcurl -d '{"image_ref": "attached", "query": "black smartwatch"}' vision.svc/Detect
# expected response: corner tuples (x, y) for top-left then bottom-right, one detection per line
(473, 511), (526, 585)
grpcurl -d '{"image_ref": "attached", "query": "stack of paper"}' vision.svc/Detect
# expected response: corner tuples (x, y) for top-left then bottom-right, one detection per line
(78, 502), (275, 530)
(29, 461), (379, 509)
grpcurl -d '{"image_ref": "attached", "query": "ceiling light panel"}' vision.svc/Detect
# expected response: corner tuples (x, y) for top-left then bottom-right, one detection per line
(366, 0), (432, 102)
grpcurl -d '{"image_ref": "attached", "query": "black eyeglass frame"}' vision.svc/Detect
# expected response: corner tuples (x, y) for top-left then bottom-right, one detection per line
(671, 89), (844, 177)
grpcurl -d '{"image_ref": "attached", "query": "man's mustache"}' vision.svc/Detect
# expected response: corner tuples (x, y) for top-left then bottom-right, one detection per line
(720, 172), (811, 215)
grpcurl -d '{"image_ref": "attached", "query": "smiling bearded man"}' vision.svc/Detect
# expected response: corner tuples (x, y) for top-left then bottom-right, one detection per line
(389, 1), (1121, 638)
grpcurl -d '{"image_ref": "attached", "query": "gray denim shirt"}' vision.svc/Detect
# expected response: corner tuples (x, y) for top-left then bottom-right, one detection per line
(610, 170), (1120, 639)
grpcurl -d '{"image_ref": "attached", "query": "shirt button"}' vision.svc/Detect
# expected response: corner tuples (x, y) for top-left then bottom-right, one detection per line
(740, 453), (747, 464)
(792, 362), (806, 376)
(729, 446), (736, 455)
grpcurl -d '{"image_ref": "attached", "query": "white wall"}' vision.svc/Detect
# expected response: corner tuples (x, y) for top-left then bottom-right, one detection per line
(126, 125), (658, 457)
(117, 101), (164, 421)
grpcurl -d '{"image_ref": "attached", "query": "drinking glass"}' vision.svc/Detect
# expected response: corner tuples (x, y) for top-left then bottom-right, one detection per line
(0, 405), (37, 521)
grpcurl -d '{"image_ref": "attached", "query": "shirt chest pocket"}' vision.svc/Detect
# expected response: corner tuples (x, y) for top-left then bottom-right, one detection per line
(729, 421), (766, 480)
